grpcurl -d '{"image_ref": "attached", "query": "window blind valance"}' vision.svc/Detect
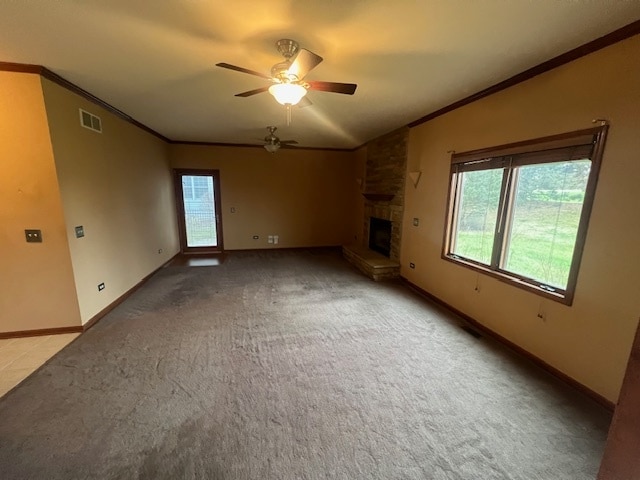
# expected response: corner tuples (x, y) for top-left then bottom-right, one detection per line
(451, 127), (604, 170)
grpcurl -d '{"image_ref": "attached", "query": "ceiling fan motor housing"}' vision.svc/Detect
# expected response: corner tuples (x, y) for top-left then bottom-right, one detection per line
(271, 62), (296, 82)
(272, 39), (301, 82)
(265, 126), (279, 144)
(276, 39), (299, 59)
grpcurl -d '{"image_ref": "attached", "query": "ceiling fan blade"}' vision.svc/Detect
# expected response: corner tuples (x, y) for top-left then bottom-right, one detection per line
(287, 49), (323, 80)
(307, 81), (357, 95)
(280, 140), (299, 145)
(297, 96), (313, 108)
(215, 62), (272, 80)
(235, 86), (270, 97)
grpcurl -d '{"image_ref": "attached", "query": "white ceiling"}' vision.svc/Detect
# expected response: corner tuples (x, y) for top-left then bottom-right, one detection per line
(1, 1), (639, 149)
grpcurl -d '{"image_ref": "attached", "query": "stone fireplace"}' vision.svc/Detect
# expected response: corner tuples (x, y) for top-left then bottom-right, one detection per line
(361, 127), (408, 262)
(342, 127), (408, 280)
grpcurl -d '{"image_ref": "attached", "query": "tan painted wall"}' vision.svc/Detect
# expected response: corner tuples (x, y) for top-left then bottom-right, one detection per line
(352, 145), (367, 245)
(401, 35), (640, 402)
(0, 72), (81, 333)
(170, 145), (357, 250)
(41, 79), (179, 324)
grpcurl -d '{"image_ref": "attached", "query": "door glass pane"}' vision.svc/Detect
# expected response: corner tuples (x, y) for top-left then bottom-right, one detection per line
(502, 160), (591, 288)
(181, 175), (217, 247)
(451, 168), (503, 265)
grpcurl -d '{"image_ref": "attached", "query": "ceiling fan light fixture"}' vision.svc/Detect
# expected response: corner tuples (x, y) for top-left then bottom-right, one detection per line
(268, 83), (307, 105)
(264, 142), (280, 153)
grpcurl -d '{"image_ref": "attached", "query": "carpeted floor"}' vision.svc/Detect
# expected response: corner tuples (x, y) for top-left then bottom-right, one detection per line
(0, 249), (611, 479)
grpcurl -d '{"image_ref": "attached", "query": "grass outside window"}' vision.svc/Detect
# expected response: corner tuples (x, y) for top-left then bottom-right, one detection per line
(444, 126), (608, 304)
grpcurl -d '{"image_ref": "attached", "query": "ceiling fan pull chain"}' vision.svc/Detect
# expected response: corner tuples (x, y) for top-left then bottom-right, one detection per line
(286, 104), (292, 126)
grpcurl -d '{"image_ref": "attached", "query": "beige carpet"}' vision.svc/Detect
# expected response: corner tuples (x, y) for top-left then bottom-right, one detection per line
(0, 248), (611, 479)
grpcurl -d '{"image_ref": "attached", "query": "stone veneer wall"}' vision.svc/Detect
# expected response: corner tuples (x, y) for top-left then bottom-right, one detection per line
(362, 127), (409, 262)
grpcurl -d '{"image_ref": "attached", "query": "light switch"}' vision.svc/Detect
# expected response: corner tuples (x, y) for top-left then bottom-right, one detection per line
(75, 225), (85, 238)
(25, 229), (42, 243)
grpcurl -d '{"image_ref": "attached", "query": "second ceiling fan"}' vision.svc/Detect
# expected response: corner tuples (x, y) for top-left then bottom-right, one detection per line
(216, 39), (357, 108)
(262, 126), (297, 153)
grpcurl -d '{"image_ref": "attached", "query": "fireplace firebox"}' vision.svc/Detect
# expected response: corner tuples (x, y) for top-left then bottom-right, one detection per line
(369, 217), (392, 257)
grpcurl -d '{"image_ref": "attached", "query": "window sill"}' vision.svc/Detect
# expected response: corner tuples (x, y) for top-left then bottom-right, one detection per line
(441, 254), (573, 305)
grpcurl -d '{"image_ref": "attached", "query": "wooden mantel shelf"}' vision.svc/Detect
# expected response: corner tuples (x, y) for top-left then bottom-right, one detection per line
(362, 193), (394, 201)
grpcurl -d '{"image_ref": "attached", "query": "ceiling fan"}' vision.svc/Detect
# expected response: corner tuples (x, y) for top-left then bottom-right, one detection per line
(262, 126), (298, 154)
(216, 39), (357, 108)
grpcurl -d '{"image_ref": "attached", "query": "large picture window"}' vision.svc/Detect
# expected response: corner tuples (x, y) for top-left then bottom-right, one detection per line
(443, 126), (608, 304)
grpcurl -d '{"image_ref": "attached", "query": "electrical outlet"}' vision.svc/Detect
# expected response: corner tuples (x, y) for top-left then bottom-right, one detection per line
(412, 218), (419, 226)
(268, 235), (274, 244)
(25, 229), (42, 243)
(409, 262), (415, 269)
(75, 225), (84, 238)
(273, 235), (279, 244)
(98, 283), (105, 292)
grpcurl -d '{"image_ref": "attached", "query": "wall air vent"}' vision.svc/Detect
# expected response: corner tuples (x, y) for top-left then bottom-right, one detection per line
(79, 108), (102, 133)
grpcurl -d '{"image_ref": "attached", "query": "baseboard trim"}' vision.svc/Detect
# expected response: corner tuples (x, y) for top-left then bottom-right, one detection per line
(0, 256), (179, 339)
(225, 246), (342, 253)
(400, 276), (615, 411)
(82, 254), (179, 332)
(0, 326), (83, 339)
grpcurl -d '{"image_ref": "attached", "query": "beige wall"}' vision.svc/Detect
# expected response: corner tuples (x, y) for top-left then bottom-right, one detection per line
(352, 145), (367, 245)
(0, 72), (81, 333)
(42, 79), (179, 324)
(401, 35), (640, 402)
(170, 145), (357, 250)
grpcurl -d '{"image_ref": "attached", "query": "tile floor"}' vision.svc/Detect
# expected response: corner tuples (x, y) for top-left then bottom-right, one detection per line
(169, 253), (225, 267)
(0, 333), (80, 398)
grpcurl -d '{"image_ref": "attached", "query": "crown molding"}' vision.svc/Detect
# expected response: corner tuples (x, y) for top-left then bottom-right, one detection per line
(40, 68), (170, 142)
(0, 62), (354, 152)
(3, 19), (638, 151)
(0, 61), (42, 74)
(407, 19), (640, 128)
(168, 140), (354, 152)
(0, 61), (170, 142)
